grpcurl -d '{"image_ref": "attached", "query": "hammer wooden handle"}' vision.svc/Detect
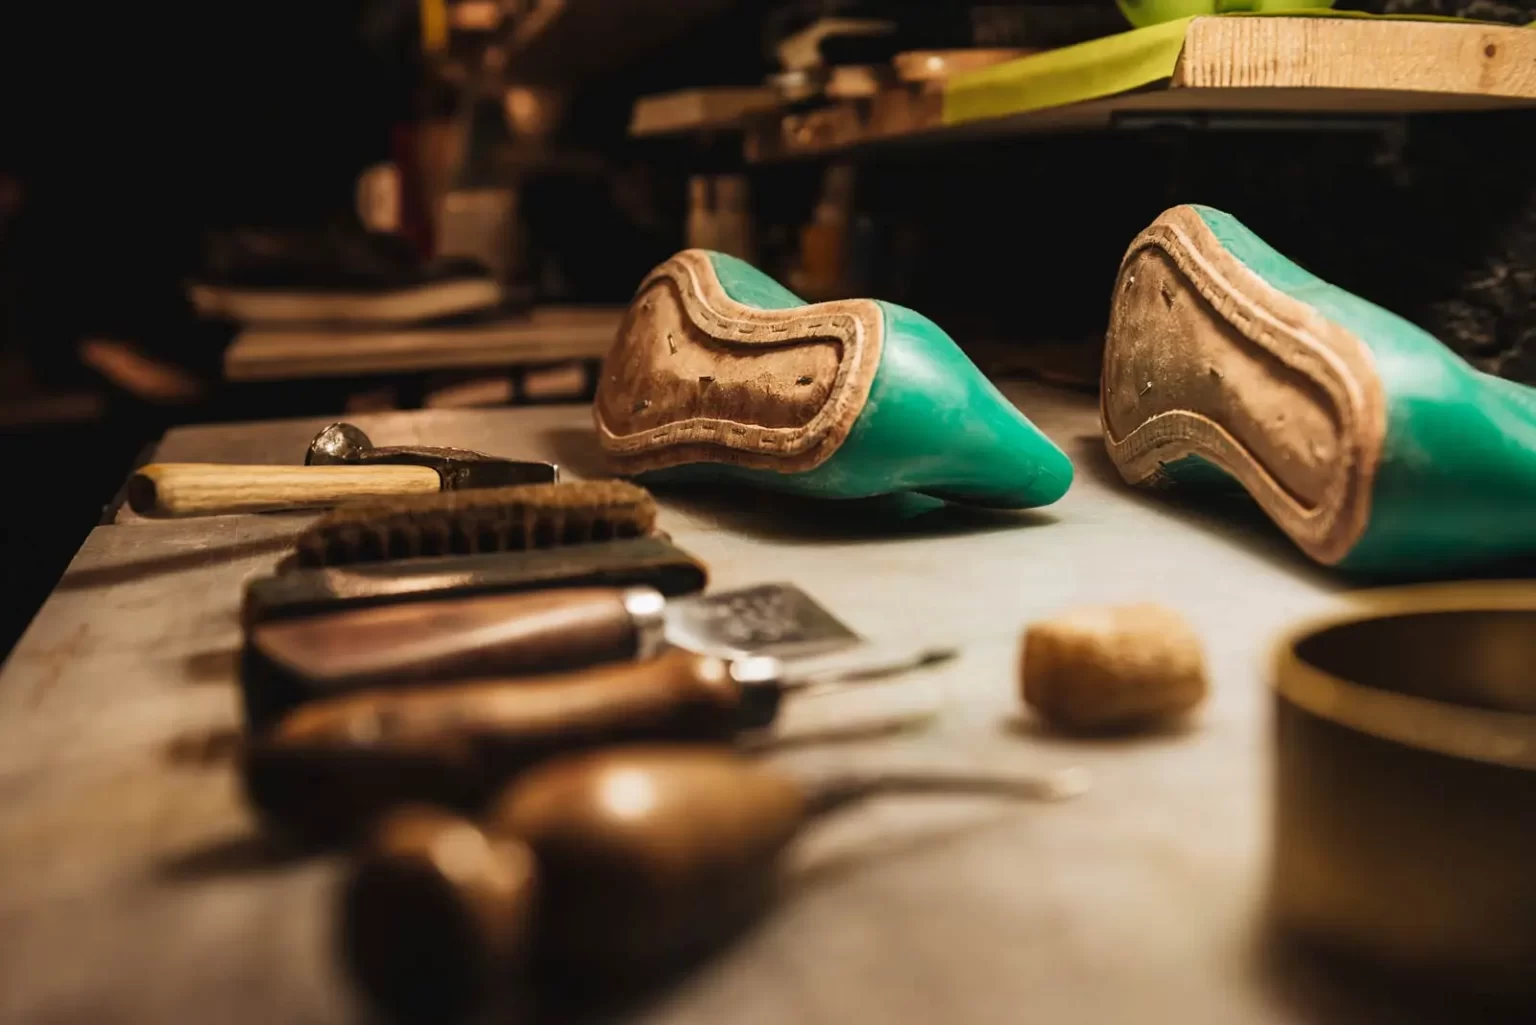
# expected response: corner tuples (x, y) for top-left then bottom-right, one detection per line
(244, 650), (742, 838)
(244, 587), (648, 727)
(127, 462), (441, 517)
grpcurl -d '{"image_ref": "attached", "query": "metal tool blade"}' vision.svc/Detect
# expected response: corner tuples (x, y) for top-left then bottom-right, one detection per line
(244, 538), (708, 624)
(435, 460), (560, 489)
(305, 422), (558, 488)
(663, 583), (863, 661)
(788, 645), (958, 690)
(724, 643), (957, 730)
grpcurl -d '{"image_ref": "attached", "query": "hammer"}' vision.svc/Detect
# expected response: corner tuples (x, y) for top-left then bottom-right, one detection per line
(127, 422), (558, 518)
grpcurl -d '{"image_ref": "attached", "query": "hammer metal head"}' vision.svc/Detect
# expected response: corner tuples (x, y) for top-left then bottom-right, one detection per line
(305, 422), (559, 490)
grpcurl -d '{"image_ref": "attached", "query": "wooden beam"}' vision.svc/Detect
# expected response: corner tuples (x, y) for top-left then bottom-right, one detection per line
(1172, 14), (1536, 95)
(630, 87), (781, 137)
(223, 308), (621, 382)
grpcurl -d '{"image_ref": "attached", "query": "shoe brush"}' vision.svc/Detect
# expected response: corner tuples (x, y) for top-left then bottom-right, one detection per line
(291, 480), (657, 568)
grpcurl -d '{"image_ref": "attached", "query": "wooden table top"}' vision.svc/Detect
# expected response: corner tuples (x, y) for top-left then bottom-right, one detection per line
(5, 382), (1452, 1025)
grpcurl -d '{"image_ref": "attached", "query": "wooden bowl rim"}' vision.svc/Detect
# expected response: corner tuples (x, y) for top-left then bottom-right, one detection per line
(1272, 582), (1536, 770)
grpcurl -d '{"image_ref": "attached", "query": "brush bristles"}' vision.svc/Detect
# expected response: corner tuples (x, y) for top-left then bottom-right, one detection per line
(293, 480), (657, 568)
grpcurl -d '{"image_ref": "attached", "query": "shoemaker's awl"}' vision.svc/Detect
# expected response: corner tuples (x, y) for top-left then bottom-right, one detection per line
(243, 644), (962, 841)
(127, 422), (557, 518)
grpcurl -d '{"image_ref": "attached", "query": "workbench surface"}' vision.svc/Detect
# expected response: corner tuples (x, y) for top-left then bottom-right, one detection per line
(3, 382), (1450, 1025)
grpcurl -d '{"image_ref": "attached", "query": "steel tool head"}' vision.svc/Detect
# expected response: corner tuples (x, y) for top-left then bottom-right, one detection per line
(665, 583), (863, 662)
(305, 422), (559, 490)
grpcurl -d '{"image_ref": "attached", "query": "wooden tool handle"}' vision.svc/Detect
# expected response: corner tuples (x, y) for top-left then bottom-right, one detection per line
(127, 462), (441, 517)
(276, 648), (738, 749)
(246, 587), (645, 724)
(244, 650), (742, 840)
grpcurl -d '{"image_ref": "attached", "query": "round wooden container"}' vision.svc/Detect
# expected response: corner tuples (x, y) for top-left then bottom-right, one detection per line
(1271, 583), (1536, 1007)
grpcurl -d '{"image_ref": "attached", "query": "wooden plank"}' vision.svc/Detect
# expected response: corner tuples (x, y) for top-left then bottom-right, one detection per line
(640, 50), (1031, 141)
(630, 87), (781, 136)
(0, 390), (105, 429)
(1, 382), (1454, 1024)
(1173, 14), (1536, 95)
(891, 49), (1036, 85)
(746, 16), (1536, 162)
(750, 82), (1536, 161)
(222, 307), (621, 382)
(748, 89), (944, 162)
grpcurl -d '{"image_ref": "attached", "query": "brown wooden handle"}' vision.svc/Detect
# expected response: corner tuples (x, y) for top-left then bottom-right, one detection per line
(248, 587), (644, 718)
(278, 648), (738, 748)
(127, 462), (441, 517)
(244, 649), (742, 841)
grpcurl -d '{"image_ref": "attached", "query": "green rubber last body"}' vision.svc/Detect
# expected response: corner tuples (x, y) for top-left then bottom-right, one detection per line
(629, 253), (1073, 509)
(1124, 205), (1536, 575)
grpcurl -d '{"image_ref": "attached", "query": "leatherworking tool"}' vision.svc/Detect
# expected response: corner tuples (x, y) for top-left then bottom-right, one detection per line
(242, 581), (861, 728)
(289, 478), (651, 568)
(241, 536), (707, 625)
(242, 644), (958, 843)
(341, 746), (1089, 1022)
(127, 421), (558, 518)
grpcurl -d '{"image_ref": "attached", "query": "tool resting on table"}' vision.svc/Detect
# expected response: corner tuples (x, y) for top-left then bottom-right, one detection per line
(244, 586), (661, 727)
(127, 421), (557, 517)
(242, 582), (860, 728)
(341, 744), (1089, 1021)
(244, 645), (954, 842)
(240, 536), (706, 626)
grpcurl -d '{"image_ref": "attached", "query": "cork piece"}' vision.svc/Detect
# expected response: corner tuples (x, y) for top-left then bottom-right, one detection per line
(594, 250), (885, 476)
(1101, 205), (1387, 566)
(1021, 603), (1208, 734)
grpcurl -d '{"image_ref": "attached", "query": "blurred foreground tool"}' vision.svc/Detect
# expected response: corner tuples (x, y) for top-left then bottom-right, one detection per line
(342, 745), (1089, 1023)
(242, 646), (957, 843)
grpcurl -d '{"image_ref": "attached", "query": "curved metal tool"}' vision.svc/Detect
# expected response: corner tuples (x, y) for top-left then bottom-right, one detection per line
(305, 422), (559, 490)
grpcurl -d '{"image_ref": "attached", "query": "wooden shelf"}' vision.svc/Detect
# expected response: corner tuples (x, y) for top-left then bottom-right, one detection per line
(743, 15), (1536, 161)
(0, 391), (106, 429)
(630, 87), (782, 138)
(222, 307), (622, 382)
